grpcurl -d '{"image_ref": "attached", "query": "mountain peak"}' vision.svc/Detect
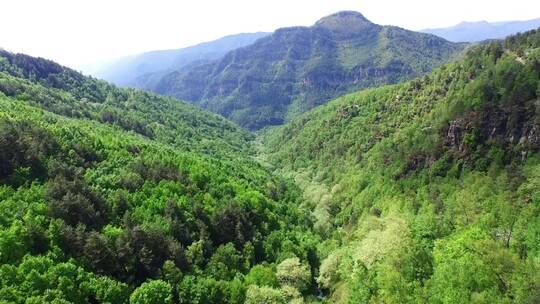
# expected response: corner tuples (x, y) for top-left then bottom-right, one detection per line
(315, 11), (373, 31)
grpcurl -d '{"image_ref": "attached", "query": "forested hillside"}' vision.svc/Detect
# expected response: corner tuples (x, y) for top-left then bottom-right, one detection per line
(0, 51), (320, 303)
(0, 50), (253, 158)
(262, 29), (540, 303)
(144, 11), (465, 129)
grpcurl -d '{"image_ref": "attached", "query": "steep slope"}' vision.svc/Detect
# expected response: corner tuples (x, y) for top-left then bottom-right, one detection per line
(262, 29), (540, 303)
(92, 32), (270, 87)
(0, 51), (320, 303)
(149, 11), (465, 129)
(423, 18), (540, 42)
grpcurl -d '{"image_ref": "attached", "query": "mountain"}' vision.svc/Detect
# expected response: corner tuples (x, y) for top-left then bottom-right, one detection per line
(261, 29), (540, 302)
(0, 50), (319, 303)
(144, 11), (466, 130)
(91, 32), (270, 87)
(422, 18), (540, 42)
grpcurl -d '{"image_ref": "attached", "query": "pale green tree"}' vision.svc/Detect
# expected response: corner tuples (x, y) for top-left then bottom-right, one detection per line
(276, 257), (311, 292)
(245, 285), (284, 304)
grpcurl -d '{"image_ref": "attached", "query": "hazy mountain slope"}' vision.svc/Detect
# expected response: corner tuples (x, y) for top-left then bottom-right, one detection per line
(262, 29), (540, 303)
(422, 18), (540, 42)
(92, 32), (270, 87)
(149, 11), (465, 130)
(0, 51), (319, 303)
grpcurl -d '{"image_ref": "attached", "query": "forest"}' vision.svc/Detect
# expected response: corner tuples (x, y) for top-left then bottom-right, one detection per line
(0, 17), (539, 304)
(0, 49), (319, 303)
(262, 29), (540, 303)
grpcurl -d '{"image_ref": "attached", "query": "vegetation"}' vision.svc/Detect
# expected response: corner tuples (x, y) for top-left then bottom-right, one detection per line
(146, 11), (465, 130)
(1, 18), (539, 304)
(262, 29), (540, 303)
(0, 51), (319, 303)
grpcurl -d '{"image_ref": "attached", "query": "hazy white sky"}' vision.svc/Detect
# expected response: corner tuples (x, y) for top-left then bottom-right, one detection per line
(1, 0), (539, 69)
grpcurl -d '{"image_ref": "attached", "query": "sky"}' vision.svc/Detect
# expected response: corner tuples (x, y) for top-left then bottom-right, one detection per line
(1, 0), (539, 70)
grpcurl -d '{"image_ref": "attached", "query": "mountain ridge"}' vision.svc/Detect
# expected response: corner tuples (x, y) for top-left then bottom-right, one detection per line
(422, 18), (540, 42)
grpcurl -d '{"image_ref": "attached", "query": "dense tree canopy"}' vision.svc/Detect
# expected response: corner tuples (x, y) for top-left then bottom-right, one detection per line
(0, 50), (319, 303)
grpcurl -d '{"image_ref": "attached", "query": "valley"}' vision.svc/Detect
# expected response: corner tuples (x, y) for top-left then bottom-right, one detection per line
(0, 8), (539, 304)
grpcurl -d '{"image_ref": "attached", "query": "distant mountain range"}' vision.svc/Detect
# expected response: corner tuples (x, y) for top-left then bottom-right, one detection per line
(137, 11), (465, 129)
(422, 18), (540, 42)
(93, 32), (270, 86)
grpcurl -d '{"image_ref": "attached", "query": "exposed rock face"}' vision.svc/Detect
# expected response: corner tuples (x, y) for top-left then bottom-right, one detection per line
(446, 119), (466, 153)
(444, 99), (540, 159)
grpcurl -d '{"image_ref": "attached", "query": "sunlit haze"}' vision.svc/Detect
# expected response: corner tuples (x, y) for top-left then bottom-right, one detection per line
(1, 0), (539, 69)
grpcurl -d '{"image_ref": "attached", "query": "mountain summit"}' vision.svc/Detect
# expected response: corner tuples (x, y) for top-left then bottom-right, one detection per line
(314, 11), (374, 32)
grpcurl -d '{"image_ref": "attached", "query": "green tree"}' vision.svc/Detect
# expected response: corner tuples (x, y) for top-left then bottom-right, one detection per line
(83, 276), (130, 304)
(245, 264), (279, 287)
(129, 280), (173, 304)
(205, 243), (243, 280)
